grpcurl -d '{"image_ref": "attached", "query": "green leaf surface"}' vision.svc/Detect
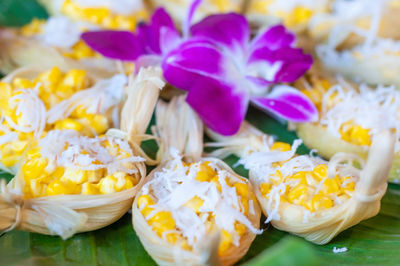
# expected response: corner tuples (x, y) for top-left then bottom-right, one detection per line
(1, 1), (400, 265)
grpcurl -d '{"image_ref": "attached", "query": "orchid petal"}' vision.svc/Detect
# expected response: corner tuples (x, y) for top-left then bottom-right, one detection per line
(137, 7), (178, 55)
(186, 75), (249, 135)
(190, 13), (249, 52)
(248, 46), (313, 83)
(160, 27), (182, 54)
(251, 85), (318, 123)
(183, 0), (203, 38)
(162, 39), (226, 90)
(81, 31), (143, 61)
(250, 24), (295, 52)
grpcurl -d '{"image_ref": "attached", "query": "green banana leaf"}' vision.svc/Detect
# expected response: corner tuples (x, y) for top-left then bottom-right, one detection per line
(1, 1), (400, 265)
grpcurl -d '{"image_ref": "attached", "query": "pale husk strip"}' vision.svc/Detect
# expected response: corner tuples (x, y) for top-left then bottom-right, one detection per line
(0, 28), (122, 79)
(153, 95), (203, 163)
(133, 158), (261, 266)
(296, 122), (400, 183)
(134, 96), (261, 265)
(251, 130), (395, 245)
(205, 121), (273, 159)
(0, 67), (164, 239)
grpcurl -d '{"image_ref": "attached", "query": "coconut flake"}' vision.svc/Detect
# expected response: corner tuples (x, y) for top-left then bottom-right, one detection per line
(333, 246), (348, 253)
(40, 16), (82, 49)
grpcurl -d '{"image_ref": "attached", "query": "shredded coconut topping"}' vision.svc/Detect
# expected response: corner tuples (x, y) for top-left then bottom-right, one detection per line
(333, 246), (348, 253)
(4, 84), (46, 138)
(38, 130), (144, 174)
(141, 150), (261, 248)
(40, 16), (83, 49)
(319, 81), (400, 151)
(47, 74), (127, 125)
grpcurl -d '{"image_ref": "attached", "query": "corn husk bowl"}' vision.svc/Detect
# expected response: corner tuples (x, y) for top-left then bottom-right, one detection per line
(132, 95), (261, 265)
(0, 65), (127, 175)
(251, 130), (395, 244)
(0, 28), (123, 78)
(133, 158), (261, 266)
(0, 67), (165, 239)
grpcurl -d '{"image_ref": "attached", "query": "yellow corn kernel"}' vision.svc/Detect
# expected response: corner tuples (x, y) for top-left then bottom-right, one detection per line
(35, 67), (63, 90)
(86, 169), (104, 183)
(234, 182), (249, 197)
(61, 168), (88, 184)
(270, 142), (291, 152)
(302, 88), (322, 107)
(113, 172), (136, 191)
(321, 177), (340, 195)
(137, 195), (156, 217)
(12, 78), (35, 90)
(240, 197), (249, 215)
(10, 140), (28, 153)
(350, 125), (371, 146)
(54, 118), (85, 132)
(290, 171), (307, 185)
(26, 146), (42, 158)
(1, 154), (20, 167)
(195, 162), (216, 182)
(312, 194), (333, 211)
(0, 82), (12, 105)
(235, 222), (246, 236)
(46, 180), (79, 196)
(312, 164), (328, 181)
(260, 182), (271, 196)
(57, 69), (88, 94)
(98, 175), (118, 194)
(210, 176), (222, 192)
(148, 211), (176, 236)
(218, 229), (233, 254)
(81, 182), (100, 195)
(341, 176), (355, 191)
(22, 157), (48, 180)
(86, 114), (109, 135)
(20, 18), (44, 36)
(184, 196), (204, 213)
(287, 184), (309, 204)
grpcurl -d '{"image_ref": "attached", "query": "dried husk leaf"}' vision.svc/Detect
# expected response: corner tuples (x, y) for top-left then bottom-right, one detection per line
(0, 67), (164, 239)
(251, 130), (395, 244)
(0, 28), (123, 79)
(296, 123), (400, 183)
(205, 121), (273, 159)
(133, 158), (261, 266)
(153, 95), (203, 163)
(133, 96), (261, 265)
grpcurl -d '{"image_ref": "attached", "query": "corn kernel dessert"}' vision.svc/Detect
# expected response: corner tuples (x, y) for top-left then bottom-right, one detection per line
(294, 74), (400, 182)
(0, 66), (127, 173)
(309, 0), (400, 87)
(242, 131), (395, 244)
(132, 96), (261, 265)
(0, 0), (148, 76)
(0, 67), (164, 239)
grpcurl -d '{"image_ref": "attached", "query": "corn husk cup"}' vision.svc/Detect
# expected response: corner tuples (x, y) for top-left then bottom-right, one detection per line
(0, 67), (165, 239)
(132, 96), (261, 266)
(0, 27), (129, 78)
(147, 0), (246, 25)
(205, 121), (274, 159)
(0, 65), (130, 175)
(247, 130), (395, 244)
(293, 74), (400, 182)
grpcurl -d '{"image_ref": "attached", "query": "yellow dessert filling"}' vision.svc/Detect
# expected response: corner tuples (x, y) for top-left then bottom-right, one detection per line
(260, 142), (356, 212)
(61, 0), (148, 31)
(0, 67), (111, 169)
(137, 161), (257, 255)
(21, 133), (140, 198)
(300, 78), (372, 146)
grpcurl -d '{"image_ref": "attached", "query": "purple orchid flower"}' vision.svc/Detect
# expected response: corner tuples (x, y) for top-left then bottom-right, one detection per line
(81, 1), (317, 135)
